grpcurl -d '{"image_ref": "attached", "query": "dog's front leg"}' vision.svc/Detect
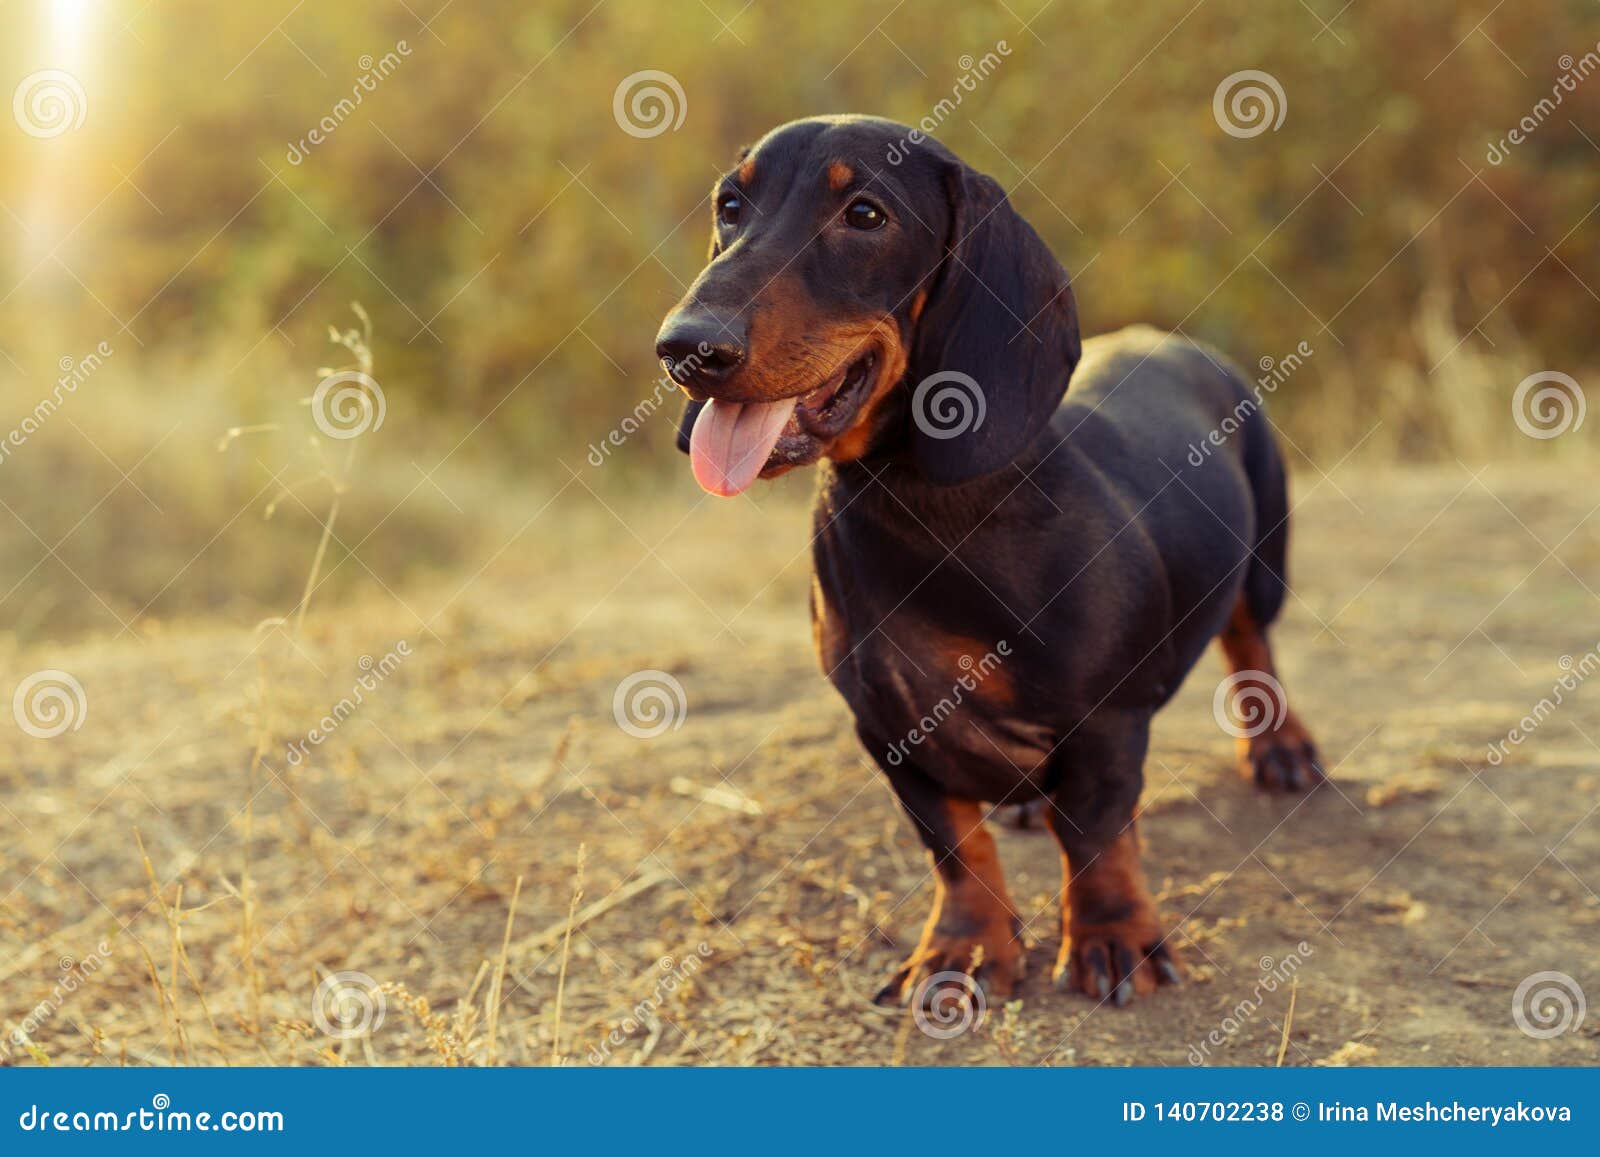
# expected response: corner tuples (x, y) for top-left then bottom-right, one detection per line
(1044, 716), (1183, 1006)
(865, 744), (1026, 1007)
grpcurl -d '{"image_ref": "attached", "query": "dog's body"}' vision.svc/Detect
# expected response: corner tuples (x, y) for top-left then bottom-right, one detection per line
(814, 326), (1284, 800)
(657, 116), (1321, 1007)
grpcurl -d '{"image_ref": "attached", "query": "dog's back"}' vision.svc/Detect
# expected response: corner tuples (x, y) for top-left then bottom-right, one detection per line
(1053, 325), (1291, 666)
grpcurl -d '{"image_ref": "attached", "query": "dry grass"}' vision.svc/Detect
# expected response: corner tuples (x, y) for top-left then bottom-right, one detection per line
(4, 458), (1600, 1066)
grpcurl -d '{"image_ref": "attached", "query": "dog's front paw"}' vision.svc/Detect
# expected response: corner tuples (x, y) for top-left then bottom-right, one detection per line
(875, 907), (1025, 1008)
(1053, 910), (1181, 1007)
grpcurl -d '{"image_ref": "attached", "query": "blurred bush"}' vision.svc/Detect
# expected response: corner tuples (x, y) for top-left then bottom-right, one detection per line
(0, 0), (1594, 635)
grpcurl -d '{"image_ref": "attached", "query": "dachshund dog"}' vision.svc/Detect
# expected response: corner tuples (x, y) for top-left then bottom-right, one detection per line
(655, 115), (1322, 1008)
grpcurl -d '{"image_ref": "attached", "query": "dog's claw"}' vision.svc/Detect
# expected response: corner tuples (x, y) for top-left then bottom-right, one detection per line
(874, 963), (914, 1007)
(1149, 941), (1183, 987)
(1083, 946), (1113, 999)
(1111, 946), (1137, 1005)
(1056, 920), (1183, 1007)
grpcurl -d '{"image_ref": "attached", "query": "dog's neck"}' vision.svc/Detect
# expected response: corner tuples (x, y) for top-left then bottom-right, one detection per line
(820, 432), (1058, 540)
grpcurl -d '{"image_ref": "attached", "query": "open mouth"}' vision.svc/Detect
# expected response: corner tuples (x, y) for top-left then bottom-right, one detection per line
(790, 350), (877, 441)
(687, 348), (881, 497)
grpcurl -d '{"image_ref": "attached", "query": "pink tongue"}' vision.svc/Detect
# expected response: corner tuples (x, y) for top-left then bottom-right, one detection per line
(689, 397), (797, 497)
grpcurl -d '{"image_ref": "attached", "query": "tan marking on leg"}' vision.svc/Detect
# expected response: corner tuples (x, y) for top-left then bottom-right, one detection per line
(879, 798), (1025, 1003)
(1055, 824), (1178, 1000)
(1217, 594), (1322, 791)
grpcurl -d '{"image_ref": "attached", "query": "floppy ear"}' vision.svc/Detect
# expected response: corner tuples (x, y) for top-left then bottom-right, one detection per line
(675, 398), (704, 454)
(907, 165), (1081, 485)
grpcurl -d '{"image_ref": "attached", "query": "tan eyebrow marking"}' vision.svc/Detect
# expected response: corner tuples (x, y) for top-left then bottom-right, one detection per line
(738, 156), (757, 184)
(826, 161), (854, 191)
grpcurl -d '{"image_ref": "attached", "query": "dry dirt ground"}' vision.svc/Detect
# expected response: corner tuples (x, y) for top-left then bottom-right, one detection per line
(3, 464), (1599, 1066)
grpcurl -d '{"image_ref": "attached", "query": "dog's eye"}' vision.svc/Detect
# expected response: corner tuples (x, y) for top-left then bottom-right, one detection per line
(716, 192), (742, 226)
(844, 199), (886, 231)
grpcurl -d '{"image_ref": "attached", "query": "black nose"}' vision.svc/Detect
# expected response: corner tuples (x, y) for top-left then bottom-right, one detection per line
(655, 311), (746, 386)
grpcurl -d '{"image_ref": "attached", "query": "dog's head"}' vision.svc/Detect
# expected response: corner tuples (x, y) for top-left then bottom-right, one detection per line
(656, 115), (1082, 496)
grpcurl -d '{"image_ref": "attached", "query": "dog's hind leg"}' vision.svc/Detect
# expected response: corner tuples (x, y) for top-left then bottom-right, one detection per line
(1217, 595), (1323, 791)
(1220, 417), (1324, 791)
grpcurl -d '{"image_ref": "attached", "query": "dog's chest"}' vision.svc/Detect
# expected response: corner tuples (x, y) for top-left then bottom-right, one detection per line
(810, 567), (1056, 787)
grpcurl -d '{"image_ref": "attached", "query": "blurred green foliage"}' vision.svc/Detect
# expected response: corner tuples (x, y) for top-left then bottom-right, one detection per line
(0, 0), (1595, 634)
(3, 2), (1597, 460)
